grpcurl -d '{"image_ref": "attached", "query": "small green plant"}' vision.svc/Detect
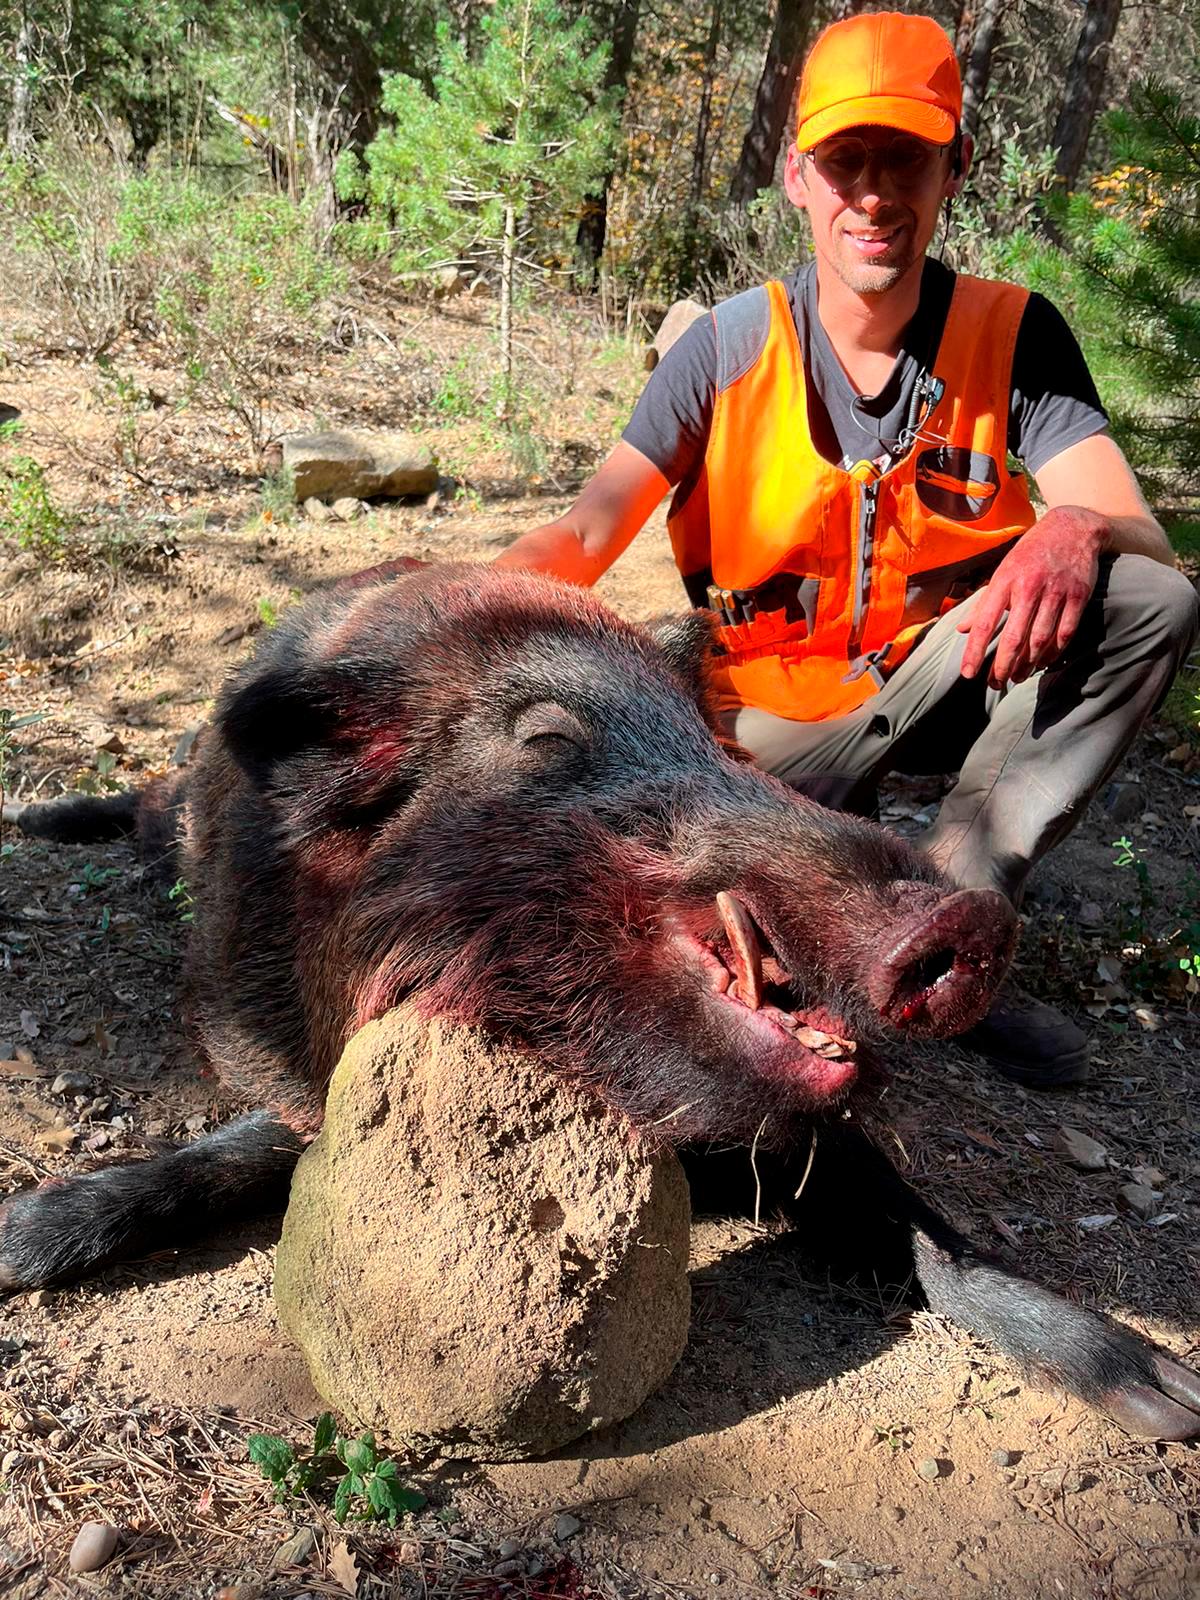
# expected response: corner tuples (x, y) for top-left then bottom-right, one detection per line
(1112, 836), (1200, 1001)
(73, 862), (121, 895)
(74, 748), (122, 795)
(93, 358), (165, 480)
(259, 466), (296, 523)
(0, 709), (45, 861)
(257, 596), (280, 629)
(247, 1413), (425, 1527)
(434, 359), (485, 421)
(167, 877), (195, 923)
(0, 446), (73, 559)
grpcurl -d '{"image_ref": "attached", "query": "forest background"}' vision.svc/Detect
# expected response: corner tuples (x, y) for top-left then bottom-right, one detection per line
(0, 0), (1198, 541)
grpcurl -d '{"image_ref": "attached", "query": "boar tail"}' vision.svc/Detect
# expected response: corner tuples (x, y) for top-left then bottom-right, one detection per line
(0, 1112), (304, 1290)
(5, 789), (139, 842)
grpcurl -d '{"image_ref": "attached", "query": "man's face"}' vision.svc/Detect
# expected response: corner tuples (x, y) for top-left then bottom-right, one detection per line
(784, 125), (966, 295)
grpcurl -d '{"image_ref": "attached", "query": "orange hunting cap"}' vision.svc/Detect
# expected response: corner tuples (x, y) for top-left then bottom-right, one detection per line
(795, 12), (961, 150)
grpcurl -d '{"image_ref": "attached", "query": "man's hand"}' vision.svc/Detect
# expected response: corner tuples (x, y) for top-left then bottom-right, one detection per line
(958, 506), (1108, 689)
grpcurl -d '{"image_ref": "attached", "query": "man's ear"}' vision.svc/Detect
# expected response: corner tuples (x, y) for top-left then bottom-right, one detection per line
(948, 132), (973, 195)
(783, 143), (810, 212)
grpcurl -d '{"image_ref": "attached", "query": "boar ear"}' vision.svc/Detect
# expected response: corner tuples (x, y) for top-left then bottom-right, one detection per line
(647, 609), (719, 706)
(219, 663), (337, 783)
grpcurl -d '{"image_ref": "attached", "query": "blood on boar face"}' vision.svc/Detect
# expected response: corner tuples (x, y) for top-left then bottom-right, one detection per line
(214, 565), (1017, 1145)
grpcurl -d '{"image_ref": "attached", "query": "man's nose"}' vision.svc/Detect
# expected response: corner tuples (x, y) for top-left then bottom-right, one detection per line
(856, 158), (898, 211)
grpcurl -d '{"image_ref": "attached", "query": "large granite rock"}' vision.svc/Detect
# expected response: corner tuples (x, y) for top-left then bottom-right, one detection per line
(274, 1007), (692, 1462)
(281, 430), (437, 502)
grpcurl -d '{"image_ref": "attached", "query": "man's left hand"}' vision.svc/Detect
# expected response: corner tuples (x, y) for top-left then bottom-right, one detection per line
(958, 506), (1108, 689)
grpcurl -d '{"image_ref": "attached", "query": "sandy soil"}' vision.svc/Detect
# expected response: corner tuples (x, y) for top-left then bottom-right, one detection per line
(0, 292), (1198, 1599)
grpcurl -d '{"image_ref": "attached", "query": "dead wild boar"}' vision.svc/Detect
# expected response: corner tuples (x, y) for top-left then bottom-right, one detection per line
(3, 559), (1197, 1442)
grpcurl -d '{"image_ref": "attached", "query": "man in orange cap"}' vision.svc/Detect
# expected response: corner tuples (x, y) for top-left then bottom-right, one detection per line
(496, 11), (1198, 1087)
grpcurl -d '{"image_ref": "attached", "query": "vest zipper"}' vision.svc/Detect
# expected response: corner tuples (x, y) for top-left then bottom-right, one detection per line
(847, 473), (879, 661)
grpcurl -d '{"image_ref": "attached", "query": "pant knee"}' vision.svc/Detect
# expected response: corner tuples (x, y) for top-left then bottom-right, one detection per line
(1104, 554), (1199, 653)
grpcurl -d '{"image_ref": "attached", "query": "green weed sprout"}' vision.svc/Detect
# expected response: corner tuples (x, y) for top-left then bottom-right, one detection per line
(247, 1413), (426, 1528)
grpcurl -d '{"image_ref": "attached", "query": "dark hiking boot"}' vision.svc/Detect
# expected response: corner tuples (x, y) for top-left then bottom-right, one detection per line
(959, 983), (1091, 1088)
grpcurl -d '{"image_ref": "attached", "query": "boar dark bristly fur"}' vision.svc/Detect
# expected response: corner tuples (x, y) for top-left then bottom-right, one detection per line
(3, 561), (1198, 1442)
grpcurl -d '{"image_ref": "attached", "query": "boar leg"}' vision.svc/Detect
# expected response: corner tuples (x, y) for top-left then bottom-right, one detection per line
(779, 1123), (1200, 1442)
(0, 1112), (303, 1290)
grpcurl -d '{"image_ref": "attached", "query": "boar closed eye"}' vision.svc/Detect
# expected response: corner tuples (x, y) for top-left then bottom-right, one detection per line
(512, 704), (591, 752)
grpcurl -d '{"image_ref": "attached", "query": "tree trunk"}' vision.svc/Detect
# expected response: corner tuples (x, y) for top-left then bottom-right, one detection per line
(958, 0), (1005, 144)
(1051, 0), (1123, 189)
(689, 0), (724, 213)
(7, 13), (34, 159)
(574, 0), (642, 285)
(729, 0), (813, 209)
(500, 201), (516, 422)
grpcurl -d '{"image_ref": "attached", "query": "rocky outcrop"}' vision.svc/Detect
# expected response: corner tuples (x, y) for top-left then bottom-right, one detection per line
(281, 430), (437, 502)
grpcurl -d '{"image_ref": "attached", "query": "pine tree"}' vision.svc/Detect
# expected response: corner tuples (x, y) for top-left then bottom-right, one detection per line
(343, 0), (615, 418)
(1038, 78), (1200, 508)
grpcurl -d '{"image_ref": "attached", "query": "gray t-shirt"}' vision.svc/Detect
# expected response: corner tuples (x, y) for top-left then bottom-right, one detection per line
(624, 260), (1108, 499)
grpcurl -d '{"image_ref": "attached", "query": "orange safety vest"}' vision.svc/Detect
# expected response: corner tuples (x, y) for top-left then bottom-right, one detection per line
(668, 274), (1038, 722)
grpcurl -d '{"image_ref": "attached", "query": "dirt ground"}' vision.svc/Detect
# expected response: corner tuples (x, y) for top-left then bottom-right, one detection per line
(0, 293), (1198, 1600)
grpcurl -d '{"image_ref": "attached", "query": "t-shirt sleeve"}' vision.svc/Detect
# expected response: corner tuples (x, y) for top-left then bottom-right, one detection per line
(621, 314), (718, 487)
(1009, 293), (1110, 475)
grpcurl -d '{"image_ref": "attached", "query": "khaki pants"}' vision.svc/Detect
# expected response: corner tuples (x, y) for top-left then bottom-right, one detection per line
(721, 554), (1199, 904)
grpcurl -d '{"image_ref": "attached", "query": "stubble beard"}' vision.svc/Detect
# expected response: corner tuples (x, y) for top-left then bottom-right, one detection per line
(831, 231), (919, 295)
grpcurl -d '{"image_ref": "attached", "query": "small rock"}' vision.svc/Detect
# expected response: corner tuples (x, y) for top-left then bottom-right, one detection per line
(709, 1575), (722, 1587)
(884, 1505), (905, 1523)
(331, 497), (363, 522)
(1118, 1182), (1161, 1220)
(1078, 900), (1104, 927)
(1056, 1127), (1108, 1171)
(1039, 1467), (1084, 1494)
(1129, 1165), (1165, 1189)
(496, 1539), (522, 1560)
(29, 1289), (49, 1309)
(66, 1026), (90, 1045)
(554, 1512), (582, 1542)
(272, 1526), (316, 1568)
(1, 1450), (25, 1475)
(47, 1429), (69, 1450)
(51, 1071), (92, 1096)
(992, 1449), (1021, 1468)
(69, 1521), (119, 1574)
(215, 1585), (261, 1600)
(302, 497), (333, 523)
(916, 1457), (943, 1480)
(492, 1559), (523, 1578)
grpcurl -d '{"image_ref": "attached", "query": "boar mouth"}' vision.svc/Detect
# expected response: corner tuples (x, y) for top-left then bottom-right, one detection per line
(676, 884), (1016, 1104)
(671, 892), (861, 1105)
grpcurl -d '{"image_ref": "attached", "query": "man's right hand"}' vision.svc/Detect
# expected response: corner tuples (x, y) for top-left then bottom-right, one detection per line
(494, 442), (670, 587)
